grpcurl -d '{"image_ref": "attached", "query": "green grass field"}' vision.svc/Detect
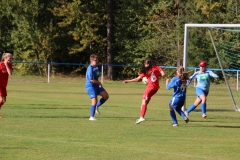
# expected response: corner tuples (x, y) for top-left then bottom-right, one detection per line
(1, 75), (240, 160)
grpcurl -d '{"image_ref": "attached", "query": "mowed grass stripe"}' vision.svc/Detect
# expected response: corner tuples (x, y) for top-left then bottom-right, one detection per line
(0, 75), (240, 160)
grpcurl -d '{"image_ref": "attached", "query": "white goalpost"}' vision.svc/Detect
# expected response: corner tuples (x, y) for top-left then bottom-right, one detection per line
(183, 24), (240, 111)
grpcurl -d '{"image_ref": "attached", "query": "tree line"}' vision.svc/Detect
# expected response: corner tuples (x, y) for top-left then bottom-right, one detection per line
(1, 0), (240, 79)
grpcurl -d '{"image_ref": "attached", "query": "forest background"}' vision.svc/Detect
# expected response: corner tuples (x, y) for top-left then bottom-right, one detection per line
(1, 0), (240, 80)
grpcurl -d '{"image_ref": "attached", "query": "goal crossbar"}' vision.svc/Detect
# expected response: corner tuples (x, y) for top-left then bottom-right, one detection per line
(183, 24), (240, 70)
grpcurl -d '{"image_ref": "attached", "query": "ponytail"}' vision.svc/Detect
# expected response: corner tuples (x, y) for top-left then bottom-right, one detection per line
(177, 66), (189, 84)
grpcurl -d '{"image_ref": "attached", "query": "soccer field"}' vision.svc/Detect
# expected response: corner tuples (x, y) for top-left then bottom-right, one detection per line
(1, 75), (240, 160)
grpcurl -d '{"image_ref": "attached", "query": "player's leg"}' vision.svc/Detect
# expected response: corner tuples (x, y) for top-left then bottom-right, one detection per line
(0, 96), (3, 119)
(170, 106), (178, 126)
(199, 92), (208, 118)
(90, 97), (98, 120)
(136, 89), (158, 124)
(169, 97), (178, 126)
(185, 87), (203, 117)
(95, 87), (109, 115)
(174, 97), (189, 123)
(0, 96), (4, 109)
(185, 97), (201, 117)
(0, 87), (7, 118)
(86, 87), (98, 120)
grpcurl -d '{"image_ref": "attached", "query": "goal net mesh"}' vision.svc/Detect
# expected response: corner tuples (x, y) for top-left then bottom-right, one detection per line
(185, 27), (240, 111)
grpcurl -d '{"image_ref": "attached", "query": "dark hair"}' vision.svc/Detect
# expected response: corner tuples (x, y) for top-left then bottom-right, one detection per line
(138, 67), (146, 75)
(144, 58), (155, 74)
(90, 54), (98, 62)
(177, 66), (189, 85)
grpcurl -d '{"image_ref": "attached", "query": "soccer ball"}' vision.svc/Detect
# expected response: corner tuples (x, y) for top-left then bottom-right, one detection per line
(142, 77), (148, 85)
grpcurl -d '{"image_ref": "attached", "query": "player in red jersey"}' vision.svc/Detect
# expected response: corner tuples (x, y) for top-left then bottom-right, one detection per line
(0, 53), (13, 118)
(123, 58), (165, 124)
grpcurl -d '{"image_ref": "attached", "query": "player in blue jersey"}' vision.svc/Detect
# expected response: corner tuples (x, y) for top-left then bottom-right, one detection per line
(166, 66), (189, 126)
(85, 54), (109, 121)
(185, 60), (218, 118)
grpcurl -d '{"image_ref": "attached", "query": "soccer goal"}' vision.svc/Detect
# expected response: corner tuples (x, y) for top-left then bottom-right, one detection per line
(183, 24), (240, 112)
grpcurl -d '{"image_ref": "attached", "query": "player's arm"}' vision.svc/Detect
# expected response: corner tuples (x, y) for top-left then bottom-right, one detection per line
(186, 72), (197, 86)
(123, 75), (143, 84)
(4, 61), (12, 75)
(158, 66), (165, 77)
(166, 77), (175, 90)
(209, 70), (219, 78)
(90, 79), (102, 85)
(160, 70), (165, 77)
(87, 67), (102, 86)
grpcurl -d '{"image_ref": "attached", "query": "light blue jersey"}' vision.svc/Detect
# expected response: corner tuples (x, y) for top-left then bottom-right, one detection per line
(85, 65), (100, 88)
(167, 76), (186, 98)
(187, 69), (218, 92)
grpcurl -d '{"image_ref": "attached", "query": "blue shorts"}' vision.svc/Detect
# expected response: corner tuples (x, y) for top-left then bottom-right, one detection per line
(86, 86), (106, 99)
(195, 87), (208, 98)
(169, 96), (185, 110)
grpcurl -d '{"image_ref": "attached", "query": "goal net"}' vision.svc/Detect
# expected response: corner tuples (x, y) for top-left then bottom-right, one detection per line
(183, 24), (240, 112)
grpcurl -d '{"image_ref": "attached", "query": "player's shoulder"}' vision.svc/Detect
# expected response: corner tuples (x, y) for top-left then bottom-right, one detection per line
(172, 76), (179, 80)
(205, 69), (213, 73)
(153, 65), (163, 70)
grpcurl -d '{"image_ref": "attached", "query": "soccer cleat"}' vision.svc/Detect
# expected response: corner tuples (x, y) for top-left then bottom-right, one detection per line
(0, 115), (2, 119)
(184, 117), (189, 123)
(95, 107), (100, 115)
(202, 114), (207, 118)
(184, 111), (189, 117)
(136, 117), (145, 124)
(172, 123), (179, 127)
(89, 117), (97, 121)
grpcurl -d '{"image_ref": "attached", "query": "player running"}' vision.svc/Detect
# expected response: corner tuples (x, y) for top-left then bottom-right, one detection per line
(0, 53), (13, 118)
(166, 66), (189, 126)
(185, 60), (218, 118)
(123, 58), (165, 124)
(85, 54), (109, 121)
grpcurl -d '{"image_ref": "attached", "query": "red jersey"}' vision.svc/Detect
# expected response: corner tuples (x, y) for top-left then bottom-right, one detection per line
(0, 62), (12, 88)
(140, 66), (163, 90)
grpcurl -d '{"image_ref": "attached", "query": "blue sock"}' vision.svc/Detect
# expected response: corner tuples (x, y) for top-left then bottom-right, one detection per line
(90, 105), (96, 117)
(201, 103), (206, 114)
(186, 104), (197, 113)
(170, 110), (178, 124)
(96, 98), (106, 108)
(176, 108), (185, 119)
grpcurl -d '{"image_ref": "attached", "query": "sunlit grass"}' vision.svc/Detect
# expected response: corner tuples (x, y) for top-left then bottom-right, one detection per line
(0, 75), (240, 160)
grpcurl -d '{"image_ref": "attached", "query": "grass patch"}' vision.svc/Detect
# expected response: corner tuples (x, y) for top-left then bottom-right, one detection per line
(0, 75), (240, 160)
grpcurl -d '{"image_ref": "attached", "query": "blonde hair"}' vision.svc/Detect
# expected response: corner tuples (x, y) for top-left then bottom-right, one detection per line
(1, 53), (12, 61)
(177, 66), (189, 84)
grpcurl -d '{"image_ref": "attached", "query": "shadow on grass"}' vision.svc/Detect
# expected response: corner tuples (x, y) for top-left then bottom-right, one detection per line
(213, 125), (240, 128)
(189, 124), (240, 128)
(6, 115), (89, 119)
(193, 109), (237, 112)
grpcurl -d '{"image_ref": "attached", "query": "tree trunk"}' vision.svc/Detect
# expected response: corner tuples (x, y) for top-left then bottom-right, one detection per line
(106, 0), (114, 80)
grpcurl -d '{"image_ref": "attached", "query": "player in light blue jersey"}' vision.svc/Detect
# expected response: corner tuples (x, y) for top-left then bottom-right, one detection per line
(85, 54), (109, 121)
(166, 66), (189, 126)
(185, 60), (218, 118)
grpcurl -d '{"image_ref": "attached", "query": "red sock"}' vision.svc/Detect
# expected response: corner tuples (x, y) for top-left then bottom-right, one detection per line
(140, 104), (147, 117)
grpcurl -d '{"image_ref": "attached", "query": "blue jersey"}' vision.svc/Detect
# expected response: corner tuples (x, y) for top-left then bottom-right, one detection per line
(167, 76), (186, 98)
(187, 69), (218, 92)
(85, 65), (100, 88)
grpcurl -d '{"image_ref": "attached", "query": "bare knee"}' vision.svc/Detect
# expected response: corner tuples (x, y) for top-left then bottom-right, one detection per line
(104, 94), (109, 100)
(0, 97), (5, 103)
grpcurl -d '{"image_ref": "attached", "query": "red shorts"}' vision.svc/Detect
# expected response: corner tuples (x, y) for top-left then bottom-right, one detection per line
(142, 88), (158, 101)
(0, 86), (7, 97)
